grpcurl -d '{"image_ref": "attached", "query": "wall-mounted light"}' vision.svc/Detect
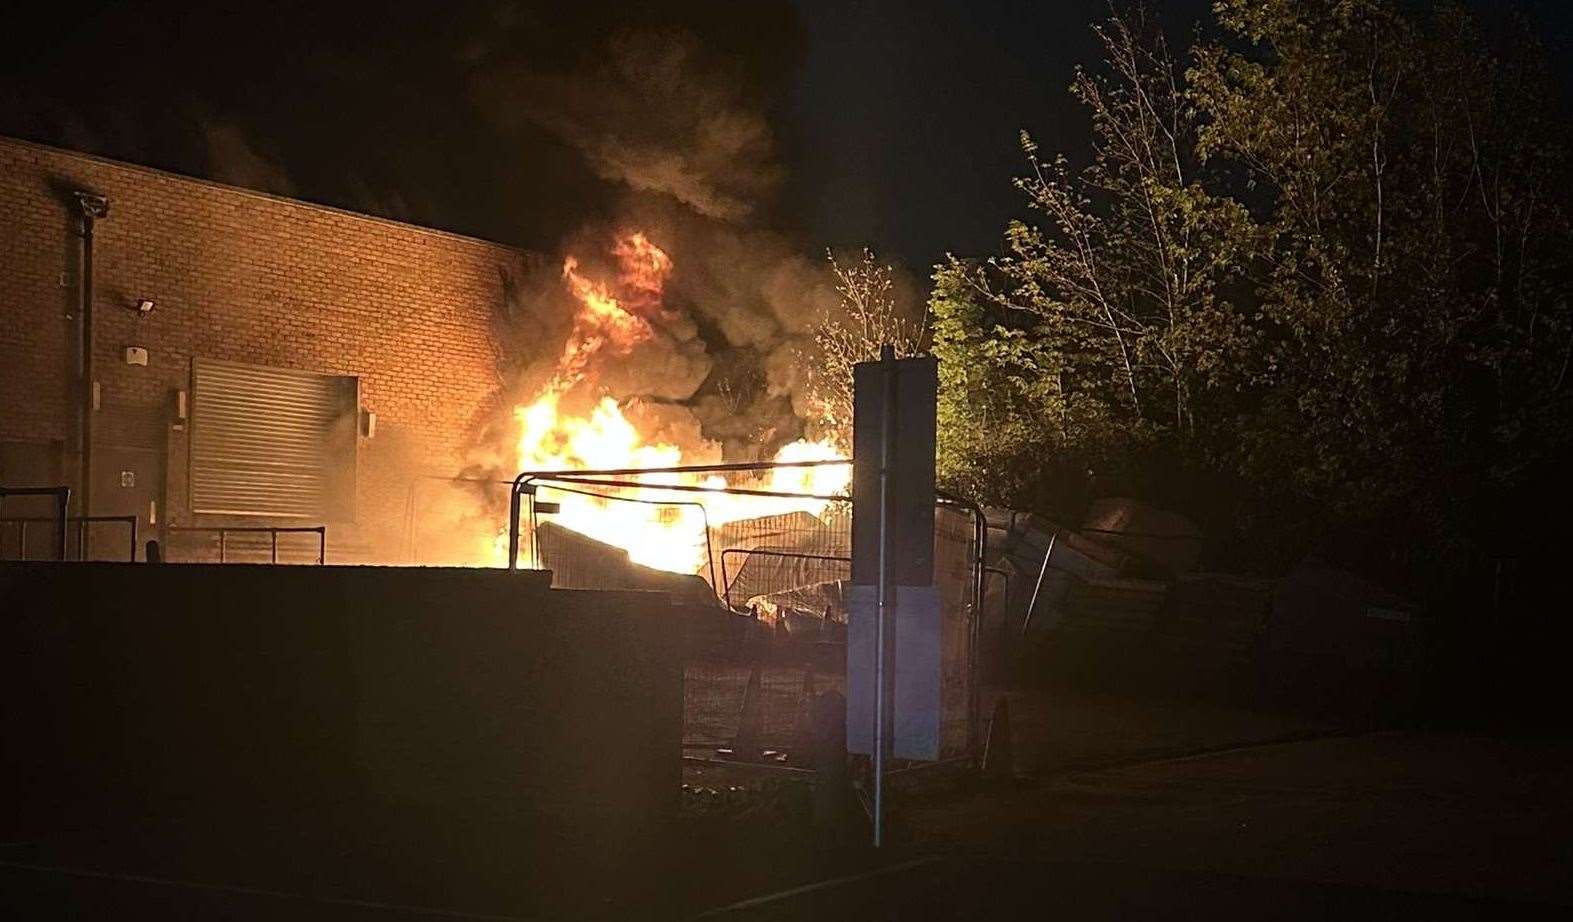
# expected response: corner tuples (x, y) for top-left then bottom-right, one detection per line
(135, 298), (155, 314)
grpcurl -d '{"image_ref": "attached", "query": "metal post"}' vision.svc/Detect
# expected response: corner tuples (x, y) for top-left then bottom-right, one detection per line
(79, 214), (94, 523)
(271, 529), (278, 564)
(873, 344), (897, 848)
(507, 483), (523, 571)
(73, 193), (107, 524)
(938, 491), (989, 760)
(528, 491), (539, 569)
(219, 529), (227, 564)
(53, 488), (70, 561)
(78, 519), (87, 561)
(128, 515), (138, 563)
(1022, 532), (1058, 637)
(317, 527), (326, 565)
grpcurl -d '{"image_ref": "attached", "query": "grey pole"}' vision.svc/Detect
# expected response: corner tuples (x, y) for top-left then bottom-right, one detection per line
(873, 343), (897, 847)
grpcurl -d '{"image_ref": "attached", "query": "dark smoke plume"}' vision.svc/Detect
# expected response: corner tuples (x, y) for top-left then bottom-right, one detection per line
(470, 24), (848, 460)
(478, 29), (781, 222)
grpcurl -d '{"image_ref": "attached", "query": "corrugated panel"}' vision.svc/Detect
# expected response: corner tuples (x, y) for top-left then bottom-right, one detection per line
(190, 359), (356, 518)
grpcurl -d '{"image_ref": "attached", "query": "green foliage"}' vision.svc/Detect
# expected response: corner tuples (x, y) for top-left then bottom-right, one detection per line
(935, 1), (1573, 579)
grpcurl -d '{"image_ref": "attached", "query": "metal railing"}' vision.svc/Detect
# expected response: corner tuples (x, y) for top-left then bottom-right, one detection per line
(720, 548), (851, 610)
(166, 525), (327, 564)
(506, 458), (852, 572)
(0, 486), (71, 561)
(0, 515), (137, 562)
(489, 459), (990, 769)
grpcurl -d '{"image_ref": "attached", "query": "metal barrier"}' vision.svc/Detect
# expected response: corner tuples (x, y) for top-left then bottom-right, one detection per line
(0, 486), (71, 561)
(720, 548), (851, 610)
(506, 458), (850, 573)
(165, 525), (327, 564)
(0, 515), (137, 562)
(529, 482), (719, 590)
(492, 460), (988, 768)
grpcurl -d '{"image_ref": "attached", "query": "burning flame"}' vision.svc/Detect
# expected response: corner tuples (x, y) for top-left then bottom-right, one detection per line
(503, 231), (848, 576)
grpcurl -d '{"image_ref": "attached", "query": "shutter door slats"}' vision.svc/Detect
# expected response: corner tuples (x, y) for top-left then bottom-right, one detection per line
(190, 359), (354, 518)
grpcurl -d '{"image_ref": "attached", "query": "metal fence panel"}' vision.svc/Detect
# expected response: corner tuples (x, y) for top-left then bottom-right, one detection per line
(509, 476), (982, 765)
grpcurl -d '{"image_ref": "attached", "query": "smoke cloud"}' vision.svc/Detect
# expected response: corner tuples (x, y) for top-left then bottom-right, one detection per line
(469, 23), (848, 466)
(476, 28), (781, 222)
(203, 122), (297, 197)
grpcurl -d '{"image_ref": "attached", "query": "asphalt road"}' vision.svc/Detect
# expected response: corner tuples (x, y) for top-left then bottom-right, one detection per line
(6, 689), (1569, 919)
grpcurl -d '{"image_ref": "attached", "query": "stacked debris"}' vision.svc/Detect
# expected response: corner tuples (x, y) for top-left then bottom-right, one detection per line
(745, 579), (849, 639)
(1080, 498), (1204, 577)
(1056, 577), (1171, 641)
(536, 520), (719, 608)
(986, 498), (1429, 709)
(987, 498), (1200, 644)
(1154, 573), (1274, 666)
(712, 509), (849, 613)
(1267, 556), (1423, 672)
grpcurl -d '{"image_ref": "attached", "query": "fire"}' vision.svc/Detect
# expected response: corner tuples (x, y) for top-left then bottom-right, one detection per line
(503, 231), (849, 576)
(553, 231), (669, 389)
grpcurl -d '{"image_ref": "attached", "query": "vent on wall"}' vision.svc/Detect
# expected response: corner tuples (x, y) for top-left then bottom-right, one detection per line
(189, 359), (358, 520)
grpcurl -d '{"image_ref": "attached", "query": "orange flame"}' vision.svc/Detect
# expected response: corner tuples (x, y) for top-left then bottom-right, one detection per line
(500, 231), (848, 576)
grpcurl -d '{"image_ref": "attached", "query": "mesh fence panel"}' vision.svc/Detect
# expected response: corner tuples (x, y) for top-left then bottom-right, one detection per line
(514, 478), (982, 764)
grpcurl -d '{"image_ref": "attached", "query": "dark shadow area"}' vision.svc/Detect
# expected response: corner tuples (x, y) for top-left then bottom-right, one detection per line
(0, 563), (683, 918)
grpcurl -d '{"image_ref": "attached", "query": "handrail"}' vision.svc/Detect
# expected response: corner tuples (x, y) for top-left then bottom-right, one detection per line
(0, 486), (71, 561)
(166, 525), (327, 564)
(0, 514), (137, 562)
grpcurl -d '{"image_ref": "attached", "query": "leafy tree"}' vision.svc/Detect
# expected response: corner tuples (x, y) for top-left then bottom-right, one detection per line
(935, 1), (1573, 582)
(1190, 0), (1573, 574)
(932, 9), (1258, 518)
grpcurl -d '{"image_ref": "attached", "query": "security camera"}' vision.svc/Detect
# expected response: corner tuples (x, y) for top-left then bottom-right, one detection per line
(136, 299), (155, 314)
(73, 191), (109, 219)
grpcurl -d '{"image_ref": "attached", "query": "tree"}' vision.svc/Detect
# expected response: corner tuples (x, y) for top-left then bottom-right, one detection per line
(931, 8), (1257, 517)
(804, 248), (927, 444)
(1189, 0), (1573, 573)
(934, 1), (1573, 581)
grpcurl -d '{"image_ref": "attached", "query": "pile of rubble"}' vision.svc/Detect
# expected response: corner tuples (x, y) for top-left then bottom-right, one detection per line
(985, 498), (1424, 687)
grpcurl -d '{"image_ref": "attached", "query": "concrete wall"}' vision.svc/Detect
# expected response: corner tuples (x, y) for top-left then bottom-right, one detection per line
(0, 563), (681, 911)
(0, 135), (530, 561)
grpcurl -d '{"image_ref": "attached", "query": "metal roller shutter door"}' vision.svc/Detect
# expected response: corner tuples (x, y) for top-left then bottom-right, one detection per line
(190, 358), (356, 518)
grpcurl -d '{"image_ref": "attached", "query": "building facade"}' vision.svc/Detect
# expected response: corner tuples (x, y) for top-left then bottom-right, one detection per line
(0, 136), (526, 562)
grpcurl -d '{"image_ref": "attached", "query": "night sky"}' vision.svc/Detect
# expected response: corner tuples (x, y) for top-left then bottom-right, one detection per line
(3, 1), (1570, 274)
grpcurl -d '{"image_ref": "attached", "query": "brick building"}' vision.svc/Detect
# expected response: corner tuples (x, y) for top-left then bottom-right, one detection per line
(0, 135), (528, 562)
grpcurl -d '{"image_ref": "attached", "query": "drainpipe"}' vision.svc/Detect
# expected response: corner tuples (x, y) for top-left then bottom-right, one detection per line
(73, 191), (109, 518)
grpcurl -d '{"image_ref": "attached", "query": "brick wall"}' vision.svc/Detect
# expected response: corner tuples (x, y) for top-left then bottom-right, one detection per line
(0, 136), (528, 561)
